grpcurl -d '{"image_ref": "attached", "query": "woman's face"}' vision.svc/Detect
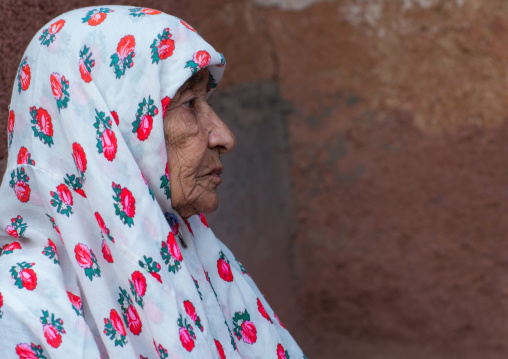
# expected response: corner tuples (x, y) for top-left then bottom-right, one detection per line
(164, 70), (236, 219)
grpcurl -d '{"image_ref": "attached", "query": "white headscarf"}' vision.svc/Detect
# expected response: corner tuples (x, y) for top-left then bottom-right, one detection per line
(0, 5), (305, 359)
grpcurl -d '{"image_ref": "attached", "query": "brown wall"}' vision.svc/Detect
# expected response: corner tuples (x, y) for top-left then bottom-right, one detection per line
(4, 0), (508, 358)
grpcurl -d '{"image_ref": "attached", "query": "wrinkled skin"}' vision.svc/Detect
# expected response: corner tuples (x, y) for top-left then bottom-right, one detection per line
(164, 69), (236, 219)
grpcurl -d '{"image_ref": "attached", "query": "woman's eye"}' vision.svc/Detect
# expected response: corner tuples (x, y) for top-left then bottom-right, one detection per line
(182, 99), (195, 109)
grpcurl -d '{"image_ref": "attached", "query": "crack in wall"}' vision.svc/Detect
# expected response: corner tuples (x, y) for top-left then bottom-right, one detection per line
(265, 16), (280, 83)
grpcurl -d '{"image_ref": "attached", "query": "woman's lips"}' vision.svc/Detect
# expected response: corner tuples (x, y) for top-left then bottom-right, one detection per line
(208, 166), (223, 176)
(203, 167), (223, 183)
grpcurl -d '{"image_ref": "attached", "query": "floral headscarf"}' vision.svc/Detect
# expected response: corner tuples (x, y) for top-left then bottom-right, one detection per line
(0, 5), (305, 359)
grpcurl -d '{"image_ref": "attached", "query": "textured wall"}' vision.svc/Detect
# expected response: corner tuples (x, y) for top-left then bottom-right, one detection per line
(4, 0), (508, 358)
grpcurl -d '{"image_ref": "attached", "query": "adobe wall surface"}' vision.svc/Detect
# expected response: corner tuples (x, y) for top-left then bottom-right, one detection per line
(3, 0), (508, 358)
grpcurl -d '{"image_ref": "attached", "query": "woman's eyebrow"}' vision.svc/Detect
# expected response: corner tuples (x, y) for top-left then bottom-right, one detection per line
(169, 71), (207, 106)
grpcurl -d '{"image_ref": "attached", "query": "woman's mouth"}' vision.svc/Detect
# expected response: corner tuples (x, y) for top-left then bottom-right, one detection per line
(204, 167), (223, 183)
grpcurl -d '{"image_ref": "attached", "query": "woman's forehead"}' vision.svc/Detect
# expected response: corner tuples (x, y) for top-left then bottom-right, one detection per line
(175, 70), (209, 96)
(183, 70), (209, 90)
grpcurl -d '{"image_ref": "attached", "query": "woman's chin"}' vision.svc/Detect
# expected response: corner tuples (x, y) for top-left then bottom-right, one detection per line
(174, 191), (219, 219)
(196, 192), (219, 215)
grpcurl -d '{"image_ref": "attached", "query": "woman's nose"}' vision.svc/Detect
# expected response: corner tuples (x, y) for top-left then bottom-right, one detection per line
(208, 109), (236, 154)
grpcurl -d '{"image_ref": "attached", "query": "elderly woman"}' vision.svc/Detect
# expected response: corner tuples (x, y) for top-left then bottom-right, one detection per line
(0, 6), (305, 359)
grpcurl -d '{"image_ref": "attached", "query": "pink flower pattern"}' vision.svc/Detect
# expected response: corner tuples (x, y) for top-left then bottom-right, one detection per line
(74, 243), (101, 280)
(233, 309), (257, 345)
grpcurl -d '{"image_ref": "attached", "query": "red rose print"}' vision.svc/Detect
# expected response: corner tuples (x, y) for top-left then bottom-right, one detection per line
(167, 232), (183, 261)
(57, 184), (73, 206)
(36, 108), (53, 137)
(277, 343), (287, 359)
(51, 182), (76, 207)
(179, 327), (195, 352)
(110, 309), (126, 336)
(184, 300), (197, 322)
(257, 298), (272, 322)
(5, 225), (18, 238)
(74, 188), (86, 198)
(240, 320), (257, 344)
(151, 270), (162, 283)
(133, 96), (157, 141)
(161, 234), (183, 273)
(51, 72), (69, 111)
(199, 213), (209, 227)
(95, 212), (108, 236)
(88, 12), (107, 26)
(117, 35), (135, 59)
(0, 291), (3, 309)
(126, 304), (142, 335)
(111, 111), (119, 125)
(95, 212), (105, 229)
(14, 181), (31, 203)
(17, 148), (35, 165)
(215, 339), (226, 359)
(142, 8), (161, 15)
(157, 37), (175, 60)
(42, 238), (58, 264)
(129, 272), (146, 305)
(74, 243), (93, 268)
(20, 268), (37, 290)
(111, 35), (135, 78)
(102, 240), (113, 263)
(8, 110), (15, 134)
(50, 73), (63, 99)
(193, 50), (211, 68)
(72, 142), (87, 173)
(217, 258), (233, 282)
(3, 242), (22, 252)
(136, 114), (153, 141)
(112, 183), (136, 227)
(15, 343), (38, 359)
(6, 216), (27, 239)
(161, 96), (171, 118)
(17, 147), (29, 164)
(20, 64), (31, 91)
(101, 129), (118, 161)
(48, 239), (57, 253)
(120, 187), (136, 218)
(79, 59), (92, 83)
(67, 291), (82, 312)
(131, 271), (147, 296)
(181, 20), (196, 32)
(48, 19), (65, 34)
(43, 324), (62, 348)
(40, 310), (65, 347)
(79, 44), (95, 83)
